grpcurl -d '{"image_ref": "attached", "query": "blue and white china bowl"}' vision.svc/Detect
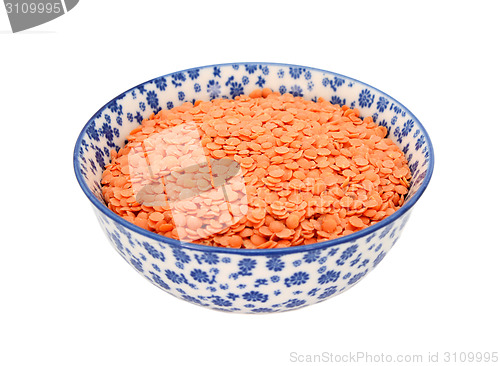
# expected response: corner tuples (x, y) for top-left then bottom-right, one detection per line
(74, 63), (434, 313)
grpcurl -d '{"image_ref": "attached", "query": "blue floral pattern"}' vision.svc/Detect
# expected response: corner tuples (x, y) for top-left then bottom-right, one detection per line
(266, 256), (285, 272)
(229, 82), (244, 99)
(358, 89), (375, 108)
(289, 85), (303, 97)
(284, 271), (310, 287)
(75, 63), (434, 313)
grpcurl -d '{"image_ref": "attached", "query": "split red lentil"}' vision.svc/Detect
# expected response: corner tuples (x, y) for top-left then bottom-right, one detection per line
(101, 89), (411, 249)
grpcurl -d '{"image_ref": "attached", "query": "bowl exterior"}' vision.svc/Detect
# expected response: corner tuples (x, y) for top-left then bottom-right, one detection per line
(95, 205), (412, 313)
(75, 63), (433, 313)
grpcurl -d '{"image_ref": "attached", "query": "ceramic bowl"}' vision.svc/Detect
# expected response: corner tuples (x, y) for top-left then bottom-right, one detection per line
(74, 63), (434, 313)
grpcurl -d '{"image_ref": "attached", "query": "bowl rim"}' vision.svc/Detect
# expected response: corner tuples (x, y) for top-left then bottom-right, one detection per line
(73, 61), (434, 255)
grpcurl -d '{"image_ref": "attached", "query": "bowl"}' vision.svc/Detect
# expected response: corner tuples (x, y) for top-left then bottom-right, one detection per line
(74, 63), (434, 313)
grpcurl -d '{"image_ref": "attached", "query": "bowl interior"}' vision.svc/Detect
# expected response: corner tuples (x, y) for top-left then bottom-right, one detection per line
(74, 62), (433, 248)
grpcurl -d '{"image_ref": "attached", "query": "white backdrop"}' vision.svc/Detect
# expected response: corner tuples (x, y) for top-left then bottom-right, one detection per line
(1, 1), (499, 365)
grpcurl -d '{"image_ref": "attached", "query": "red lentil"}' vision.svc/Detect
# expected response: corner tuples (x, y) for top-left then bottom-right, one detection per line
(101, 89), (412, 248)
